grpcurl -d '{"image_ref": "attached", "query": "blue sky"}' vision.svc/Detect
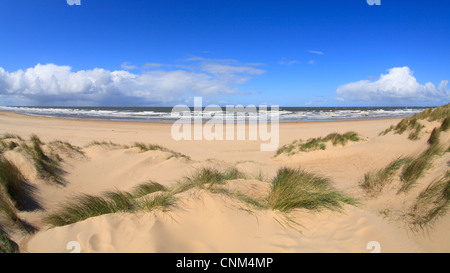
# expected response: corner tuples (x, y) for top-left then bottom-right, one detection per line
(0, 0), (449, 106)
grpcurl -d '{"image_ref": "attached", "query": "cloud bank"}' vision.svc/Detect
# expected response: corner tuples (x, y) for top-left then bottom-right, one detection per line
(336, 66), (449, 104)
(0, 58), (265, 106)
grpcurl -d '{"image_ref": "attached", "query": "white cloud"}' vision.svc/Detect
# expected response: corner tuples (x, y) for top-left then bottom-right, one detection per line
(120, 62), (138, 70)
(0, 60), (265, 106)
(336, 66), (449, 104)
(308, 50), (324, 55)
(142, 63), (162, 69)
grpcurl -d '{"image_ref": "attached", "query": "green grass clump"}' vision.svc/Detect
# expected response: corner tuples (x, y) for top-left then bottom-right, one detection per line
(174, 167), (244, 193)
(359, 157), (411, 197)
(85, 140), (126, 148)
(0, 133), (23, 141)
(0, 190), (21, 227)
(398, 144), (443, 193)
(48, 140), (85, 156)
(410, 104), (449, 121)
(132, 142), (166, 152)
(267, 168), (356, 212)
(298, 138), (327, 152)
(0, 156), (26, 209)
(140, 192), (177, 212)
(0, 139), (19, 152)
(440, 117), (450, 132)
(324, 131), (360, 146)
(0, 226), (19, 253)
(0, 187), (34, 233)
(410, 172), (450, 229)
(275, 143), (296, 156)
(427, 128), (440, 146)
(132, 142), (191, 160)
(222, 167), (246, 180)
(43, 182), (171, 227)
(380, 104), (450, 138)
(276, 131), (361, 156)
(28, 135), (65, 186)
(408, 122), (425, 140)
(43, 194), (113, 227)
(131, 181), (167, 198)
(383, 117), (425, 140)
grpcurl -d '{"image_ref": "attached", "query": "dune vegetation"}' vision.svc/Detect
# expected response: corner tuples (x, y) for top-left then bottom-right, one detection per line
(267, 168), (357, 212)
(0, 154), (39, 252)
(44, 166), (357, 228)
(361, 105), (450, 229)
(43, 181), (174, 227)
(359, 157), (412, 197)
(380, 103), (450, 140)
(1, 103), (449, 252)
(276, 131), (361, 156)
(131, 142), (191, 160)
(409, 172), (450, 230)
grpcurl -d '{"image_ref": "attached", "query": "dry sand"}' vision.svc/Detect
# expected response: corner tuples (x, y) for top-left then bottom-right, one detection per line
(0, 111), (449, 253)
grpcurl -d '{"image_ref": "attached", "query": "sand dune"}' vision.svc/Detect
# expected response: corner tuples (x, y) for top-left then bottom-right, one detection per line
(0, 109), (449, 253)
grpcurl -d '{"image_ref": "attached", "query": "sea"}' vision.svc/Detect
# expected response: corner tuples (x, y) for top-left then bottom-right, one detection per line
(0, 106), (428, 123)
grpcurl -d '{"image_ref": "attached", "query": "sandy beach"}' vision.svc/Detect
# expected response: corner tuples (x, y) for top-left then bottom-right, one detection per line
(0, 109), (449, 253)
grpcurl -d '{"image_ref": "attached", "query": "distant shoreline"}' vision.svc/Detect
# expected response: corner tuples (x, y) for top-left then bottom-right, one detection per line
(0, 105), (425, 124)
(0, 109), (407, 124)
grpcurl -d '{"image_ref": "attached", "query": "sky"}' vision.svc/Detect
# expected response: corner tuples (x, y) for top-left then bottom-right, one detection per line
(0, 0), (449, 107)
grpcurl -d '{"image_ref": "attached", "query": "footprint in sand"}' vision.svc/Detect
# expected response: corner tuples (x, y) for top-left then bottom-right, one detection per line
(88, 232), (113, 252)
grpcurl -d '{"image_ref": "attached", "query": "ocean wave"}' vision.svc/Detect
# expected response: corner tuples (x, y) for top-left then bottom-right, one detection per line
(0, 106), (426, 123)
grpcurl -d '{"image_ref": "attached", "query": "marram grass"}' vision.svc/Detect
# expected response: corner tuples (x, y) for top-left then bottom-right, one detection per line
(174, 167), (245, 193)
(398, 144), (443, 193)
(43, 167), (359, 228)
(0, 226), (19, 253)
(267, 168), (357, 212)
(410, 172), (450, 229)
(43, 182), (171, 227)
(359, 157), (411, 197)
(132, 142), (191, 160)
(276, 131), (361, 156)
(440, 117), (450, 132)
(0, 155), (25, 209)
(20, 134), (66, 186)
(380, 104), (450, 139)
(427, 127), (440, 146)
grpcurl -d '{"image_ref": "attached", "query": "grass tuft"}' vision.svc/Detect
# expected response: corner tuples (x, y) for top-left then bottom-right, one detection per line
(276, 131), (361, 156)
(48, 140), (85, 156)
(427, 127), (440, 146)
(359, 157), (411, 197)
(131, 181), (166, 198)
(380, 104), (450, 139)
(85, 140), (126, 148)
(0, 156), (26, 209)
(398, 144), (443, 193)
(440, 117), (450, 132)
(0, 226), (19, 253)
(43, 182), (175, 227)
(28, 135), (65, 185)
(410, 172), (450, 229)
(139, 192), (177, 212)
(267, 168), (357, 212)
(0, 133), (23, 141)
(132, 142), (191, 160)
(175, 167), (245, 194)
